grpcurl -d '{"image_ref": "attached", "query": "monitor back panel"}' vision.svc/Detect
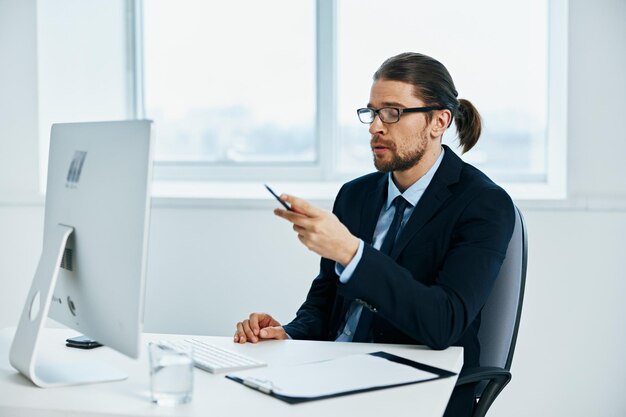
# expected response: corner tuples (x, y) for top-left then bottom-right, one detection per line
(45, 120), (153, 358)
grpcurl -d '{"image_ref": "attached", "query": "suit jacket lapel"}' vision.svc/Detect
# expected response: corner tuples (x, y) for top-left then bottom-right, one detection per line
(390, 146), (463, 259)
(358, 174), (388, 244)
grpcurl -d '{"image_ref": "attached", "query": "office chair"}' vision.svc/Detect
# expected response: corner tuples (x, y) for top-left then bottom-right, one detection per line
(456, 205), (528, 417)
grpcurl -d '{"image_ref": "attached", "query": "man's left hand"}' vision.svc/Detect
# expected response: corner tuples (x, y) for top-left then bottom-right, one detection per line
(274, 195), (360, 267)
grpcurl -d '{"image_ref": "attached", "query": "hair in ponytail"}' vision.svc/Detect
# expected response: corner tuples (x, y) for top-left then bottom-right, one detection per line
(373, 52), (482, 153)
(455, 98), (482, 153)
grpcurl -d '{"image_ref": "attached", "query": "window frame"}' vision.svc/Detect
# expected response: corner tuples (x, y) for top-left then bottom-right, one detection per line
(132, 0), (568, 200)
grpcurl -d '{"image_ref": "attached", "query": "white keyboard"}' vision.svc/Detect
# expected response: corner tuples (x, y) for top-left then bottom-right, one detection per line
(165, 338), (267, 374)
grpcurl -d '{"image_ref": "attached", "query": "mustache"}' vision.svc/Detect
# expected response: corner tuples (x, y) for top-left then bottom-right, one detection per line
(370, 136), (395, 149)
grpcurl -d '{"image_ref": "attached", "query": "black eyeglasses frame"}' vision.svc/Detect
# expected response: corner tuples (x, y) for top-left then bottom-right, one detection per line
(356, 106), (446, 124)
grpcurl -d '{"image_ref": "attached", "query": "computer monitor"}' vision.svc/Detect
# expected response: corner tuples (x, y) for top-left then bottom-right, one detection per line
(9, 120), (153, 387)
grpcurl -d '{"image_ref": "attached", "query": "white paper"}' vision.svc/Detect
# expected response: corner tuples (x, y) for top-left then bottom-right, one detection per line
(228, 353), (437, 398)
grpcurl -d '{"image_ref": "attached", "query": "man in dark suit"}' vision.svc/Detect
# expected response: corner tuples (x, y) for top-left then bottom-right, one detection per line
(234, 52), (515, 416)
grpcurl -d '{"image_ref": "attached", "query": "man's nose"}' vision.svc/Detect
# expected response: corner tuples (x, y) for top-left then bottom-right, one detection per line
(368, 114), (386, 135)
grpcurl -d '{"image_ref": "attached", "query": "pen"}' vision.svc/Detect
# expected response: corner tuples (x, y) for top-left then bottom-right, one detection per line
(264, 184), (293, 211)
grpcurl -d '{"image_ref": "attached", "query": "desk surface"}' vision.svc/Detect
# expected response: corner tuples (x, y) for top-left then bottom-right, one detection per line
(0, 327), (463, 417)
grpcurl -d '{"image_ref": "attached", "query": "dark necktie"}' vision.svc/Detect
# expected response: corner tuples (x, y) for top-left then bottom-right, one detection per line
(352, 196), (411, 342)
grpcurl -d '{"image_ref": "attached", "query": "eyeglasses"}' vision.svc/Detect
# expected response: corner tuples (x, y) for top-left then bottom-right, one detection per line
(356, 106), (445, 124)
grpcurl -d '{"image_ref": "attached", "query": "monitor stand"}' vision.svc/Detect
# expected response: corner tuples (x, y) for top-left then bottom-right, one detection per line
(9, 224), (127, 387)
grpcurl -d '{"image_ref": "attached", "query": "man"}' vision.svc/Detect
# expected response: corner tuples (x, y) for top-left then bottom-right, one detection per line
(234, 52), (515, 416)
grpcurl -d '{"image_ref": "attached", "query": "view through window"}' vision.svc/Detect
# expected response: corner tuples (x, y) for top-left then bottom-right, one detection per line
(143, 0), (552, 186)
(336, 0), (548, 182)
(143, 0), (316, 164)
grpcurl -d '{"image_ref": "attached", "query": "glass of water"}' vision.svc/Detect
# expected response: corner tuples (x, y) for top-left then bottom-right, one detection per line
(148, 341), (194, 405)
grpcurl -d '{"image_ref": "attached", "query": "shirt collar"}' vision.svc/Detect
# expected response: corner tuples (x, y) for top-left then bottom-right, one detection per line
(385, 147), (446, 209)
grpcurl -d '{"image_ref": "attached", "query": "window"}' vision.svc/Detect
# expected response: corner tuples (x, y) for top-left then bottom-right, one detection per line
(141, 0), (317, 180)
(338, 0), (546, 180)
(139, 0), (567, 197)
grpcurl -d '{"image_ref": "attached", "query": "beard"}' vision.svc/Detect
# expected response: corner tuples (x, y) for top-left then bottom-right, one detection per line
(372, 133), (428, 173)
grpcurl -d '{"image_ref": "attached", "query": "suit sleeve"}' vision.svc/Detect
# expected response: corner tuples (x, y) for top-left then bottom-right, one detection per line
(337, 186), (515, 350)
(282, 186), (348, 340)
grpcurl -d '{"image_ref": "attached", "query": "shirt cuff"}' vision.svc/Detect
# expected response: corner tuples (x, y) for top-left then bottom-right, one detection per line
(335, 239), (364, 284)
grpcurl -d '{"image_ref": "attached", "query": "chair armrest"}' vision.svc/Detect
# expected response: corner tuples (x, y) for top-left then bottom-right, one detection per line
(456, 367), (513, 417)
(456, 366), (511, 386)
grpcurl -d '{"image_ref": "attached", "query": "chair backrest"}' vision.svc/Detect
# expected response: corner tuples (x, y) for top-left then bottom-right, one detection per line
(478, 205), (528, 371)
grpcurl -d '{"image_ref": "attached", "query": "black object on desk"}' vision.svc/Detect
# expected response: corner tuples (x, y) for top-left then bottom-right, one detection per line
(66, 335), (102, 349)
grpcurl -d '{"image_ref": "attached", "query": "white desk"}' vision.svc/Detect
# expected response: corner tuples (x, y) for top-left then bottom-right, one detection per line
(0, 327), (463, 417)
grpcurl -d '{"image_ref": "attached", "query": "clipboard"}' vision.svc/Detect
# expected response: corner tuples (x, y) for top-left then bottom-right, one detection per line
(226, 351), (456, 404)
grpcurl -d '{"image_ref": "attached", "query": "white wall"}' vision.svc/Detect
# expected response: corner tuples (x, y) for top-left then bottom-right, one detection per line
(491, 211), (626, 416)
(1, 0), (625, 416)
(37, 0), (130, 187)
(0, 0), (42, 332)
(0, 0), (39, 198)
(567, 0), (626, 200)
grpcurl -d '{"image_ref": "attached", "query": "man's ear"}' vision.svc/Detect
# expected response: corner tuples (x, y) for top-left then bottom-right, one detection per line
(430, 109), (452, 138)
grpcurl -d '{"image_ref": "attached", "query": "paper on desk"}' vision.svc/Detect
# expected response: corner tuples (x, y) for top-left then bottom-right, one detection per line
(228, 353), (438, 398)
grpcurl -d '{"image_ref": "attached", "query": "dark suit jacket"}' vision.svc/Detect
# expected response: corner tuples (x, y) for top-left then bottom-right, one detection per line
(283, 145), (515, 369)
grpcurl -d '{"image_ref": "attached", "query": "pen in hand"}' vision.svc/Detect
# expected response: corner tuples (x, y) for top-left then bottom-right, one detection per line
(264, 184), (293, 211)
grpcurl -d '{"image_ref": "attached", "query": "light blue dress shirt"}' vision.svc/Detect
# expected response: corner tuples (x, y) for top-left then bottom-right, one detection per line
(334, 148), (445, 342)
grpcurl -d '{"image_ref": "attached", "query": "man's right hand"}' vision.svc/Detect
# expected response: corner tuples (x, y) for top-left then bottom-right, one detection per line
(234, 312), (288, 343)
